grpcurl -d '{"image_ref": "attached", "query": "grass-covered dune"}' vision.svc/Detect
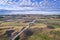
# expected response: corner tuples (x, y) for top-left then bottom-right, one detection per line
(27, 28), (60, 40)
(0, 15), (60, 40)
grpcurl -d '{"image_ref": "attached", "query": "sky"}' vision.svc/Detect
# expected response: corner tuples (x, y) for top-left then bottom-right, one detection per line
(0, 0), (60, 15)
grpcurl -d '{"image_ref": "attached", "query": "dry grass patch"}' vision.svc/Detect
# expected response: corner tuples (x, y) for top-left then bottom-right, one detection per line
(30, 23), (47, 28)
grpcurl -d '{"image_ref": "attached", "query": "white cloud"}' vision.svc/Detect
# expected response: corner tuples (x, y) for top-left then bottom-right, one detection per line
(7, 11), (60, 15)
(0, 0), (60, 12)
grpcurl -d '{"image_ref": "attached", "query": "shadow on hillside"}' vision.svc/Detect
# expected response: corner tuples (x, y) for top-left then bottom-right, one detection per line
(15, 29), (33, 40)
(4, 30), (15, 37)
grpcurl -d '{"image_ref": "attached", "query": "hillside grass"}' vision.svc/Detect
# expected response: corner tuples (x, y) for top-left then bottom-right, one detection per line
(0, 17), (60, 40)
(27, 29), (60, 40)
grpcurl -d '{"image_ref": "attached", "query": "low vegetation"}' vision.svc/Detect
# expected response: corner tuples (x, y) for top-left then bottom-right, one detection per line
(0, 15), (60, 40)
(27, 28), (60, 40)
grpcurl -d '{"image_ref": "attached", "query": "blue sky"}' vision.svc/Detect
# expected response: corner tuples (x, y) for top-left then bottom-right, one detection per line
(0, 0), (60, 15)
